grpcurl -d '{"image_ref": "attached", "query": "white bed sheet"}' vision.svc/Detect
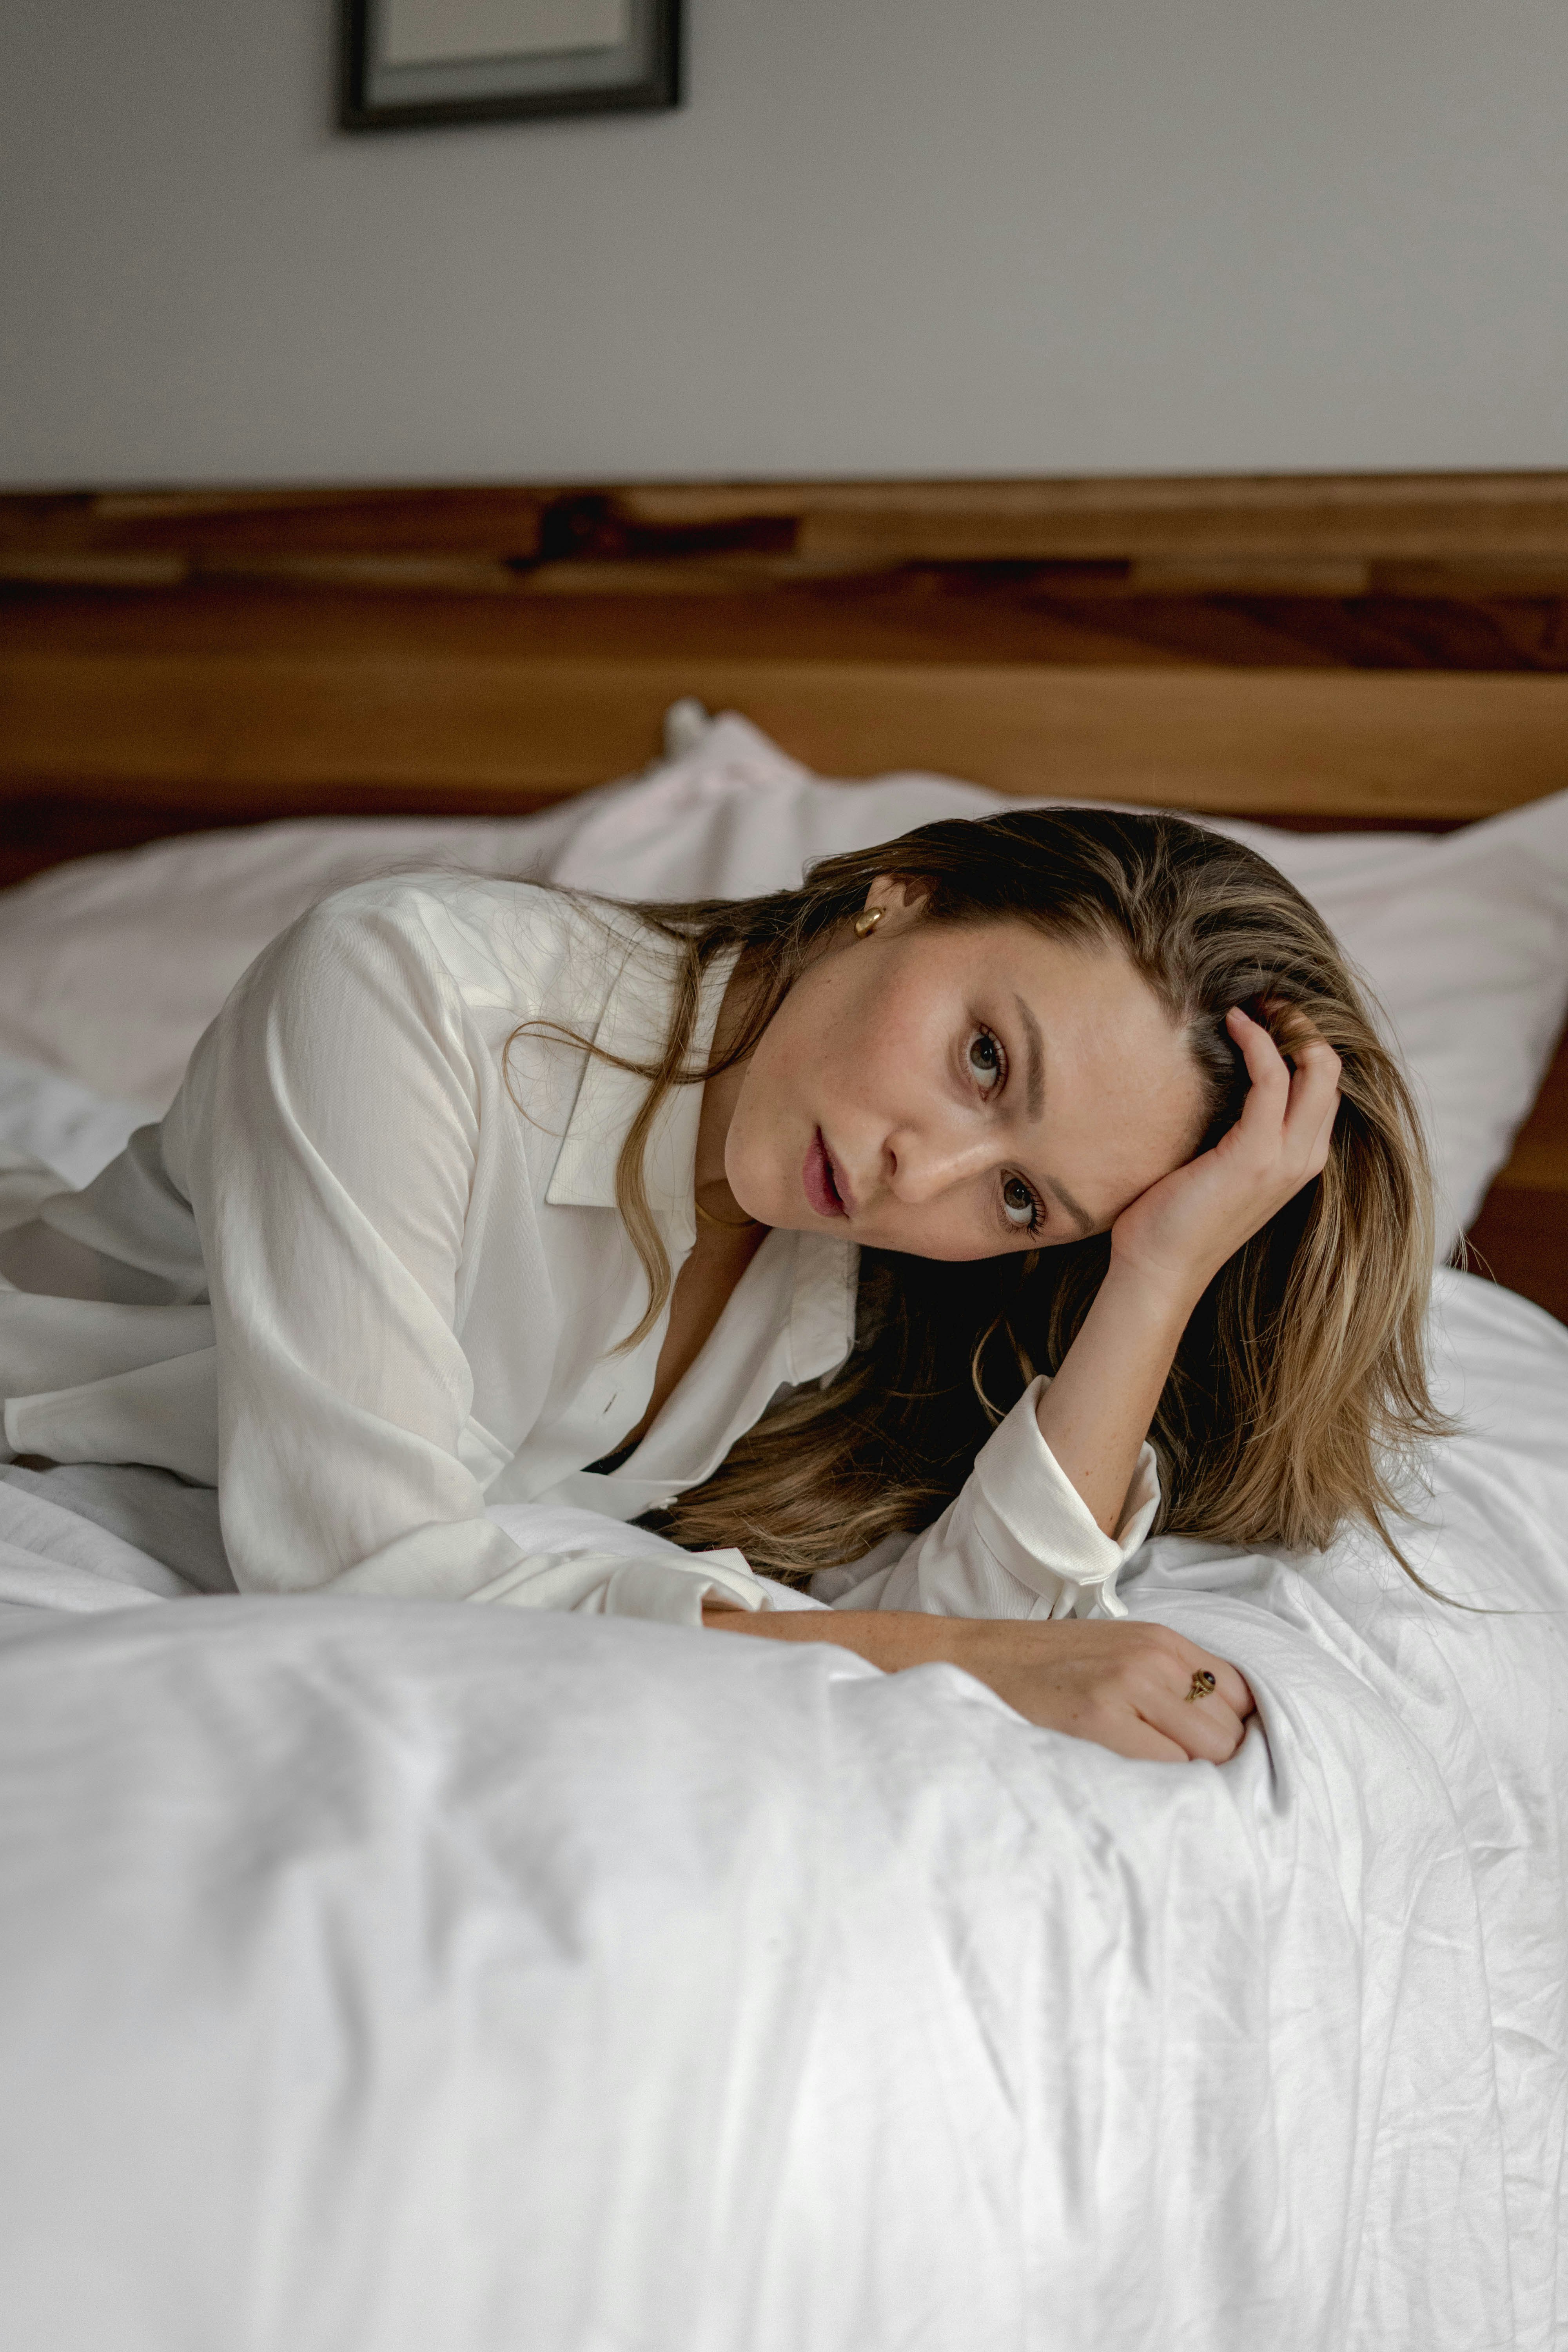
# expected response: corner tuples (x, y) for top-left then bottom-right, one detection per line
(0, 1268), (1562, 2352)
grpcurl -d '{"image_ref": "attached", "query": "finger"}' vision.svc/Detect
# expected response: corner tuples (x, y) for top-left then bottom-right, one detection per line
(1302, 1085), (1341, 1175)
(1250, 1005), (1340, 1093)
(1225, 1007), (1292, 1128)
(1193, 1658), (1254, 1719)
(1258, 996), (1323, 1054)
(1141, 1689), (1249, 1764)
(1227, 1004), (1290, 1087)
(1225, 1665), (1256, 1717)
(1115, 1648), (1248, 1761)
(1286, 1033), (1342, 1082)
(1156, 1629), (1254, 1718)
(1284, 1074), (1342, 1180)
(1099, 1715), (1196, 1764)
(1283, 1036), (1343, 1124)
(1246, 1016), (1339, 1175)
(1230, 1012), (1343, 1186)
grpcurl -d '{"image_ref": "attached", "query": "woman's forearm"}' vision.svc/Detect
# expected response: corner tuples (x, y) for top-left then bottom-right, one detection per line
(1032, 1254), (1199, 1535)
(701, 1606), (958, 1670)
(1036, 1002), (1344, 1537)
(701, 1605), (1255, 1764)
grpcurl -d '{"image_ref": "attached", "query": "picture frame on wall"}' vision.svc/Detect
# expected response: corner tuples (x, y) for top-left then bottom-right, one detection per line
(340, 0), (681, 132)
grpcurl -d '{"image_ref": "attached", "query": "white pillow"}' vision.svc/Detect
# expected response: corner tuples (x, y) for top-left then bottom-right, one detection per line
(0, 796), (607, 1112)
(1, 709), (1564, 1253)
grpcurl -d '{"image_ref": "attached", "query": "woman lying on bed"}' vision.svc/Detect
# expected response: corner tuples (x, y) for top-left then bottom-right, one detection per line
(0, 808), (1442, 1764)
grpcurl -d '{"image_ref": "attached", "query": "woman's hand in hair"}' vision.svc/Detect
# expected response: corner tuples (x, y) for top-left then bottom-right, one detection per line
(1108, 1006), (1343, 1301)
(1027, 1008), (1341, 1541)
(701, 1608), (1253, 1764)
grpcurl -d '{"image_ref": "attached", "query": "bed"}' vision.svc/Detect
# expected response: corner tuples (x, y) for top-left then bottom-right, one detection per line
(0, 475), (1566, 2352)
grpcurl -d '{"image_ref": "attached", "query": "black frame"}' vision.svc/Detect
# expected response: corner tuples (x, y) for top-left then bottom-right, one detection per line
(339, 0), (681, 132)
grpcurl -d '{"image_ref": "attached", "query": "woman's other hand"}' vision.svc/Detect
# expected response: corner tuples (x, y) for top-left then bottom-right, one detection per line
(702, 1608), (1254, 1764)
(1109, 1006), (1342, 1302)
(946, 1616), (1254, 1762)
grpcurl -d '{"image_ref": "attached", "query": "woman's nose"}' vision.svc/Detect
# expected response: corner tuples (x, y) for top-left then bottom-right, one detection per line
(883, 1121), (993, 1203)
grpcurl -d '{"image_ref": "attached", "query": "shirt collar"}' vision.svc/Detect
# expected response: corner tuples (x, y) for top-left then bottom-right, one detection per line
(543, 920), (740, 1252)
(542, 913), (858, 1383)
(786, 1232), (859, 1386)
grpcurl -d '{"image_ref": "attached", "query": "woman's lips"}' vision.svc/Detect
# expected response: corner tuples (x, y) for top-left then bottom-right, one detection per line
(803, 1129), (853, 1219)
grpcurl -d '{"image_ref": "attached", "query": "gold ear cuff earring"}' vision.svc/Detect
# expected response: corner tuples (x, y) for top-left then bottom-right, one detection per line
(854, 907), (885, 938)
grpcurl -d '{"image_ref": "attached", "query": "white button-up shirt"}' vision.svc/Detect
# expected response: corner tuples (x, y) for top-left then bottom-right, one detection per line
(0, 876), (1157, 1623)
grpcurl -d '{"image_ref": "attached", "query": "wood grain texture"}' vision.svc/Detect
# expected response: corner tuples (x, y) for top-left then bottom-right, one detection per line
(1464, 1187), (1568, 1325)
(1468, 1020), (1568, 1317)
(1491, 1025), (1568, 1194)
(5, 476), (1567, 835)
(12, 570), (1568, 668)
(6, 647), (1566, 817)
(8, 473), (1568, 590)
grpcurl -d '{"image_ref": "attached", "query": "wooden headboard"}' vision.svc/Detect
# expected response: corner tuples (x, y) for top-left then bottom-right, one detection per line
(2, 470), (1565, 1318)
(5, 471), (1568, 862)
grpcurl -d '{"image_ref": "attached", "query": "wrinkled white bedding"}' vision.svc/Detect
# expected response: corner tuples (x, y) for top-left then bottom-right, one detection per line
(0, 1270), (1563, 2351)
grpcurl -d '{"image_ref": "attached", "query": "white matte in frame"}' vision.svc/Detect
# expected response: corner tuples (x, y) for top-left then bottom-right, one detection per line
(382, 0), (630, 68)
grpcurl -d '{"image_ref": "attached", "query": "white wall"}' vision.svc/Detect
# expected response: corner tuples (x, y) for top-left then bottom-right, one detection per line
(4, 0), (1566, 487)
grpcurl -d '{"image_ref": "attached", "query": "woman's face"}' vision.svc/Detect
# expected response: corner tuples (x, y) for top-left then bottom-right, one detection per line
(724, 884), (1210, 1260)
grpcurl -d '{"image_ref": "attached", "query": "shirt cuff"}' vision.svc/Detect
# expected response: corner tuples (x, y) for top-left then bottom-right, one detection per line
(0, 1155), (70, 1239)
(468, 1544), (824, 1624)
(839, 1374), (1161, 1622)
(965, 1373), (1160, 1617)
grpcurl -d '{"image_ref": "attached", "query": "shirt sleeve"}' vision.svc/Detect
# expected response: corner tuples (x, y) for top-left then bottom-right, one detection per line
(469, 1539), (830, 1622)
(159, 889), (771, 1621)
(826, 1373), (1161, 1621)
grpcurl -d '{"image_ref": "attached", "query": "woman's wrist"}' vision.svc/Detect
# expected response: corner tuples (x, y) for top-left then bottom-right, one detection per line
(702, 1605), (975, 1673)
(1102, 1236), (1210, 1325)
(1031, 1250), (1195, 1534)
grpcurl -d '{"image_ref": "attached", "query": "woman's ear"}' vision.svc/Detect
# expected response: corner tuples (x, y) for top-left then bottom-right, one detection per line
(862, 874), (930, 926)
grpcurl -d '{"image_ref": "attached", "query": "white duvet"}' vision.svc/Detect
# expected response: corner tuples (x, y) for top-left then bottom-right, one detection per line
(0, 1269), (1563, 2352)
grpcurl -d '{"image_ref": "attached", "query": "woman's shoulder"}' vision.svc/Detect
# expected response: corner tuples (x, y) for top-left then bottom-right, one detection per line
(301, 867), (606, 942)
(276, 871), (652, 1017)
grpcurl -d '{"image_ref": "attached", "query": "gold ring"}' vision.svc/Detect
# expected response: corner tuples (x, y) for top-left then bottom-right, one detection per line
(1183, 1670), (1218, 1704)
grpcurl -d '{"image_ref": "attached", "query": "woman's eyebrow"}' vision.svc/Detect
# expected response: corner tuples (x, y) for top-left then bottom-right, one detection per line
(1013, 994), (1045, 1119)
(1011, 993), (1094, 1234)
(1042, 1175), (1095, 1238)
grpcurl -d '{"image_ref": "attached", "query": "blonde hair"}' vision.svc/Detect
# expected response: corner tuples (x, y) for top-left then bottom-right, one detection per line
(519, 806), (1448, 1585)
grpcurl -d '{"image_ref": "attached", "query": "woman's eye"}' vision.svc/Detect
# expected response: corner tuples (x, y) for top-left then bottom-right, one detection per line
(967, 1031), (1004, 1090)
(1001, 1176), (1040, 1232)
